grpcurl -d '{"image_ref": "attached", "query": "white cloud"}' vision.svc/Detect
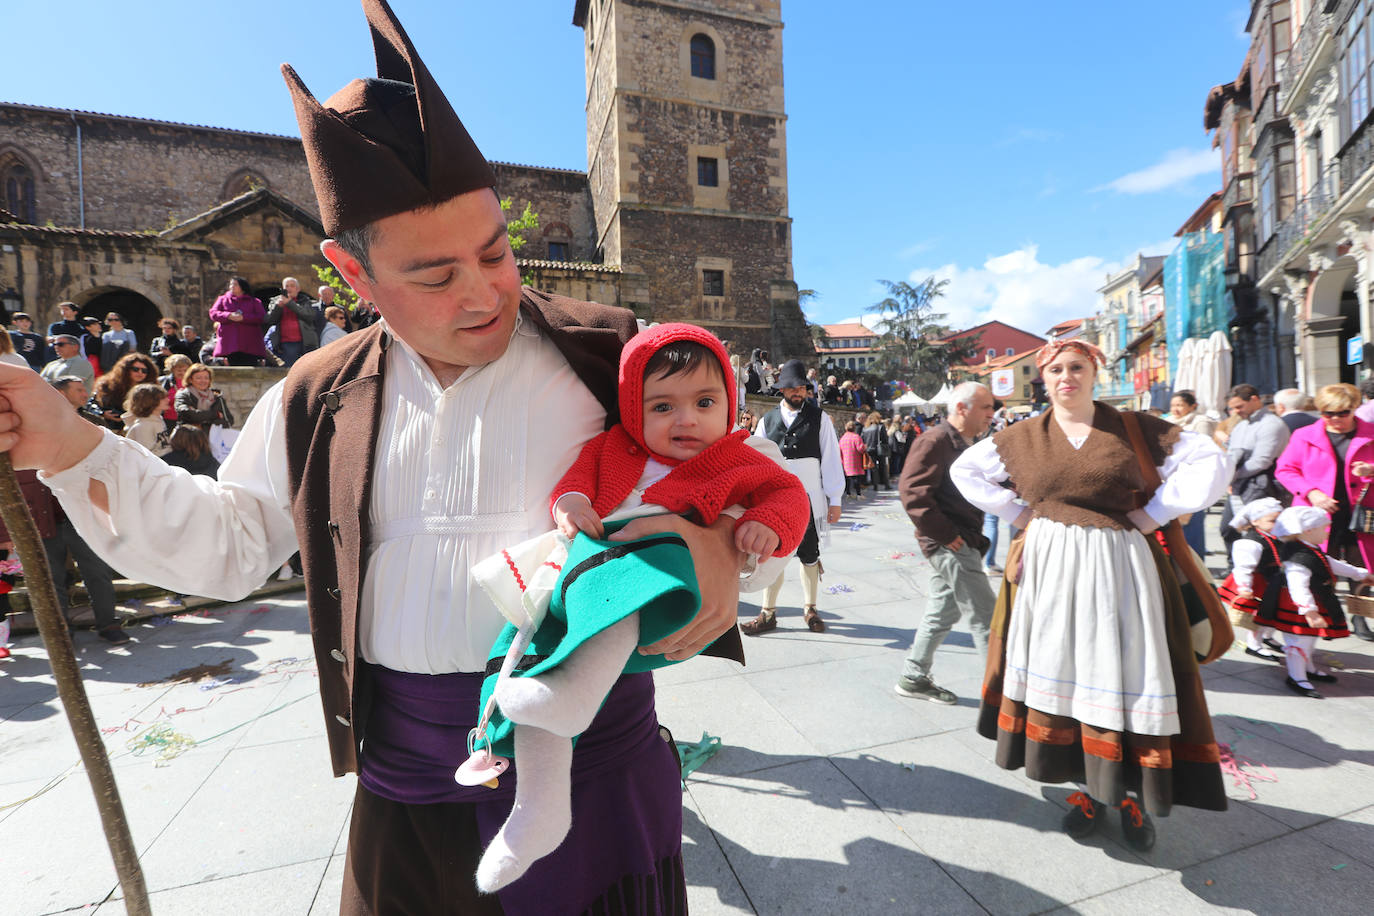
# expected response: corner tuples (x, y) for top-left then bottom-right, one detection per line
(911, 244), (1120, 336)
(1097, 148), (1219, 194)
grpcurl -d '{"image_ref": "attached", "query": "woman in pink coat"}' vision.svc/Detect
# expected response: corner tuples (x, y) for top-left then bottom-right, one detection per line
(208, 276), (269, 366)
(838, 420), (868, 497)
(1275, 383), (1374, 640)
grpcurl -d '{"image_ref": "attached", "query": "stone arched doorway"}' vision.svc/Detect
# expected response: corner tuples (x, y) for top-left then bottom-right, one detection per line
(1305, 258), (1360, 388)
(79, 288), (162, 359)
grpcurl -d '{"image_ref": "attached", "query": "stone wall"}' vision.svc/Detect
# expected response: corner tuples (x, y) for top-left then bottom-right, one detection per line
(491, 162), (598, 262)
(209, 366), (289, 427)
(0, 103), (316, 232)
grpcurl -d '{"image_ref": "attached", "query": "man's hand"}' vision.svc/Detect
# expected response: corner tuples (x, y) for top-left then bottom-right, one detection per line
(610, 513), (741, 661)
(827, 504), (842, 525)
(0, 364), (103, 473)
(553, 493), (603, 540)
(1127, 508), (1160, 534)
(1308, 489), (1341, 513)
(733, 520), (779, 558)
(947, 535), (965, 552)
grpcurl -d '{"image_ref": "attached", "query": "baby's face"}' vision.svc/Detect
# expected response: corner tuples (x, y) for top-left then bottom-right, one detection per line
(1254, 513), (1280, 533)
(641, 362), (730, 461)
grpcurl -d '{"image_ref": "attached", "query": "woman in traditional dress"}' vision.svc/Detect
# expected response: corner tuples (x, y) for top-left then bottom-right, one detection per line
(951, 338), (1230, 851)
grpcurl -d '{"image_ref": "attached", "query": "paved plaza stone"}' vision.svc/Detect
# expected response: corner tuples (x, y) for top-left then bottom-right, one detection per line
(3, 492), (1374, 914)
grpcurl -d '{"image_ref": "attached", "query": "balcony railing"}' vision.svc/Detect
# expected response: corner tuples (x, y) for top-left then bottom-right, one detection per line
(1279, 6), (1333, 110)
(1340, 112), (1374, 189)
(1257, 161), (1342, 282)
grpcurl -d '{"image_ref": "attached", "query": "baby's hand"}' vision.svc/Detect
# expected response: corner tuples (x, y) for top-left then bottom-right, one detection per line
(553, 494), (604, 540)
(734, 520), (780, 558)
(1303, 608), (1326, 628)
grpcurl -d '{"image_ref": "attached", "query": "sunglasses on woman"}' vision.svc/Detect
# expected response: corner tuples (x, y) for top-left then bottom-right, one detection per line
(1322, 410), (1352, 418)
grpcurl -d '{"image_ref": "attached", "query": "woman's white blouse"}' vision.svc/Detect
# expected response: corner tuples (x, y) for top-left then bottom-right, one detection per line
(43, 316), (608, 674)
(951, 428), (1229, 528)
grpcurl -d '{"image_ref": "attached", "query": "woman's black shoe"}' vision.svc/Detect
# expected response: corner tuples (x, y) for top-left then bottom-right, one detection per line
(1119, 799), (1156, 852)
(1062, 792), (1102, 839)
(1262, 635), (1285, 651)
(1307, 670), (1338, 683)
(1285, 676), (1323, 698)
(1243, 646), (1285, 663)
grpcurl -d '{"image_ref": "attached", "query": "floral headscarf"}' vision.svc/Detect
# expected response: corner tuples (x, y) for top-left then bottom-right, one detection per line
(1035, 338), (1108, 372)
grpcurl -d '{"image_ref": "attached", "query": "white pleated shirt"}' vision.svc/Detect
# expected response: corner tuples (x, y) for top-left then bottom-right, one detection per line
(43, 315), (607, 674)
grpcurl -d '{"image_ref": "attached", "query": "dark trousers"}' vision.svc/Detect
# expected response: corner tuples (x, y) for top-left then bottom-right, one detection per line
(341, 783), (504, 916)
(278, 341), (305, 367)
(43, 517), (117, 629)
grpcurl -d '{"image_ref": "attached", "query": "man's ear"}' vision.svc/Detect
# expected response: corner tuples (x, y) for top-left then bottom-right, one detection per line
(321, 240), (374, 304)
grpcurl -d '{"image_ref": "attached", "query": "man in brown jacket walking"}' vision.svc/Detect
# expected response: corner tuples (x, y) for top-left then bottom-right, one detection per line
(895, 381), (998, 704)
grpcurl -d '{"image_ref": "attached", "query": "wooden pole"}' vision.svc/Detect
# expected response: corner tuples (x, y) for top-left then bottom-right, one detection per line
(0, 454), (151, 915)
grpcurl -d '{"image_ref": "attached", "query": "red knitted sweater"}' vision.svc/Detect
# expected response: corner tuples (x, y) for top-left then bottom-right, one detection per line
(551, 426), (809, 557)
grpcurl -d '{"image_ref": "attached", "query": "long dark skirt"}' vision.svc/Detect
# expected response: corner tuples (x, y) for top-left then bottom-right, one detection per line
(976, 539), (1228, 816)
(345, 665), (687, 915)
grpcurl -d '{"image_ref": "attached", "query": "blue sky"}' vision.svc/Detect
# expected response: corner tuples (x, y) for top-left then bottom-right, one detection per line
(4, 1), (1251, 335)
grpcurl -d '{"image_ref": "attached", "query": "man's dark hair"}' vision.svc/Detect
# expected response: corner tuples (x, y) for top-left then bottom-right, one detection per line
(1173, 389), (1197, 407)
(50, 374), (87, 393)
(1360, 379), (1374, 401)
(1228, 383), (1260, 401)
(644, 340), (724, 386)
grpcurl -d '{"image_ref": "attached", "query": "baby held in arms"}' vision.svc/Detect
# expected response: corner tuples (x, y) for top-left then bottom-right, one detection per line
(468, 323), (810, 892)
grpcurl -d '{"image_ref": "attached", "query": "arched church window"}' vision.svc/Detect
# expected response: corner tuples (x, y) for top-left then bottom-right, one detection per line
(690, 34), (716, 80)
(4, 163), (36, 223)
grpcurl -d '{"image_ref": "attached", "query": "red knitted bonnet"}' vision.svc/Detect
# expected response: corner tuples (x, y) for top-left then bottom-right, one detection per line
(618, 323), (737, 459)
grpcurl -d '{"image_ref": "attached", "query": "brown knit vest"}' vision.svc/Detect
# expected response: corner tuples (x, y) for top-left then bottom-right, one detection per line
(994, 403), (1181, 530)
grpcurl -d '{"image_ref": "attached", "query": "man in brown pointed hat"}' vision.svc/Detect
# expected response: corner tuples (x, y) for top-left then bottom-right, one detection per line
(0, 1), (745, 911)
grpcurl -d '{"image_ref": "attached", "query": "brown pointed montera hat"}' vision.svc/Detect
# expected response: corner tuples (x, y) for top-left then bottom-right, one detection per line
(281, 0), (497, 237)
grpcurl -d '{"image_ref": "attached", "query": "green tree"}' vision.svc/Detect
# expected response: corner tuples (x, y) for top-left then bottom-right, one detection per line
(313, 197), (542, 307)
(866, 276), (982, 396)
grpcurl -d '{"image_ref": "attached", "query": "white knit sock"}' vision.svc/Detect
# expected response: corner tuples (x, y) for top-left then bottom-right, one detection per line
(475, 726), (572, 893)
(1284, 634), (1313, 687)
(494, 612), (639, 738)
(762, 570), (784, 610)
(800, 562), (820, 607)
(1245, 629), (1265, 651)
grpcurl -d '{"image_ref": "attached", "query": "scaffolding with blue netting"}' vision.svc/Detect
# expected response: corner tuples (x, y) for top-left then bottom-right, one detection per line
(1164, 230), (1228, 379)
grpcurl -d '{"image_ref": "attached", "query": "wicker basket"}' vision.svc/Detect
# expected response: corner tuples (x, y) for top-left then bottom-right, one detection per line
(1346, 593), (1374, 618)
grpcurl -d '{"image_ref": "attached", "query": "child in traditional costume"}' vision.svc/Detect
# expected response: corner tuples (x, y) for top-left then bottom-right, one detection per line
(1217, 497), (1285, 662)
(1255, 506), (1372, 697)
(466, 323), (809, 891)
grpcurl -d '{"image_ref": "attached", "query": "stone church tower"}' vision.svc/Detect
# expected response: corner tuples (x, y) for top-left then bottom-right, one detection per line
(573, 0), (811, 359)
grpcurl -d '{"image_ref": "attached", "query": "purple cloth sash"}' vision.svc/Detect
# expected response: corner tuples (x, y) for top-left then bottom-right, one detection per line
(357, 664), (684, 914)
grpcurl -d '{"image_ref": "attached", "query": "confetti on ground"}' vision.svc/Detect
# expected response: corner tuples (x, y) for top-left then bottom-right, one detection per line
(146, 615), (176, 627)
(1218, 742), (1278, 800)
(1333, 864), (1348, 871)
(900, 762), (917, 771)
(824, 584), (854, 594)
(127, 722), (197, 765)
(880, 513), (904, 520)
(848, 523), (870, 531)
(675, 732), (721, 785)
(880, 551), (919, 561)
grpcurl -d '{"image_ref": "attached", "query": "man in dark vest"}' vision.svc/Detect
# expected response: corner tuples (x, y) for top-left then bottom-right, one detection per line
(0, 2), (744, 912)
(747, 359), (845, 634)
